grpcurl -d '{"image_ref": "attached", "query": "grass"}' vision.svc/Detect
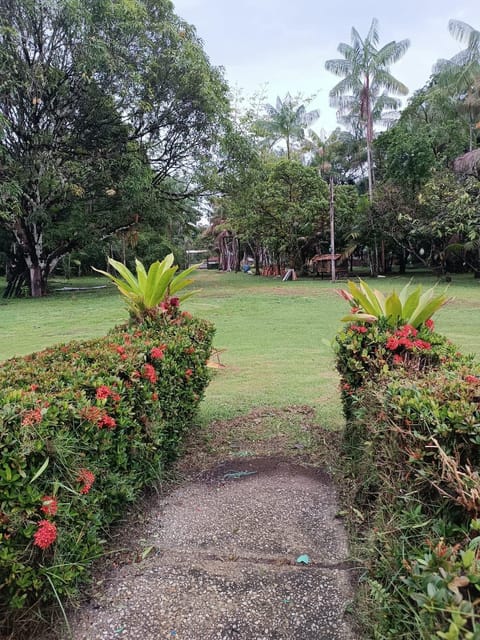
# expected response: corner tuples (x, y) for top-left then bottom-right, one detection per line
(1, 270), (480, 430)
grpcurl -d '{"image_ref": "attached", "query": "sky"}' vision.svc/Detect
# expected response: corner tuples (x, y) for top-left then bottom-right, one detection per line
(172, 0), (478, 134)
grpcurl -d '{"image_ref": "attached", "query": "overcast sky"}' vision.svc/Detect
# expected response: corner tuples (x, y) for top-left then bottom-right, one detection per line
(172, 0), (478, 134)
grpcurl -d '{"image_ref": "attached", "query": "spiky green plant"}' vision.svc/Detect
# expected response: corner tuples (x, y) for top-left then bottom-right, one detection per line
(93, 254), (197, 321)
(338, 279), (450, 328)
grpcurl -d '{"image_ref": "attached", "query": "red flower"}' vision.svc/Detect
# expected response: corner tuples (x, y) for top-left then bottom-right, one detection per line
(465, 375), (480, 384)
(116, 346), (126, 355)
(33, 520), (57, 549)
(98, 414), (116, 429)
(151, 392), (159, 401)
(386, 336), (400, 351)
(184, 346), (195, 355)
(425, 319), (435, 331)
(40, 496), (58, 516)
(181, 311), (192, 319)
(393, 354), (403, 365)
(185, 368), (193, 380)
(150, 347), (165, 359)
(96, 385), (111, 400)
(169, 296), (180, 308)
(81, 405), (104, 423)
(77, 468), (95, 494)
(30, 384), (39, 392)
(398, 337), (414, 350)
(350, 306), (360, 314)
(143, 363), (157, 384)
(414, 339), (432, 351)
(355, 325), (368, 334)
(398, 324), (418, 338)
(22, 408), (43, 426)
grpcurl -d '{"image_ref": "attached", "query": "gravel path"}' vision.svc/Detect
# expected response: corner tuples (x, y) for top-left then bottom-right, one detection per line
(63, 458), (357, 640)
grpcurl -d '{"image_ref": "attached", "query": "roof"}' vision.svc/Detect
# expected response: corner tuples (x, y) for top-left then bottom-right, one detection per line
(311, 253), (343, 262)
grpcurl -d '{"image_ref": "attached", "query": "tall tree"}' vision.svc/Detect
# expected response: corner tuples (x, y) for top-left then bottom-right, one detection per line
(325, 18), (410, 199)
(255, 94), (320, 159)
(0, 0), (229, 296)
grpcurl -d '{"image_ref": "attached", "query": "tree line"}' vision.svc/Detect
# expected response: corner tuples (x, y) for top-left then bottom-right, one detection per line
(1, 4), (479, 296)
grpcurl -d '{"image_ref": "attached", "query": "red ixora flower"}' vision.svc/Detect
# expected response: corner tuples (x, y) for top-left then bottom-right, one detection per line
(22, 408), (43, 427)
(425, 318), (435, 331)
(350, 306), (360, 314)
(398, 324), (418, 338)
(150, 346), (165, 359)
(98, 414), (116, 429)
(465, 375), (480, 384)
(96, 385), (112, 400)
(351, 324), (368, 334)
(33, 520), (57, 549)
(393, 354), (403, 365)
(30, 384), (39, 392)
(185, 368), (193, 380)
(77, 468), (95, 494)
(414, 339), (432, 351)
(40, 495), (58, 516)
(143, 363), (157, 384)
(386, 336), (400, 351)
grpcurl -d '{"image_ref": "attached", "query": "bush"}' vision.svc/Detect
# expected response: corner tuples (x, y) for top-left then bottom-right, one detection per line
(334, 296), (480, 638)
(0, 312), (214, 632)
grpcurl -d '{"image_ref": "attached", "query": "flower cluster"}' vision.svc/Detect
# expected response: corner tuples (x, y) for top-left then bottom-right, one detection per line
(385, 325), (431, 353)
(77, 468), (95, 495)
(142, 363), (157, 384)
(33, 520), (57, 550)
(21, 407), (43, 427)
(159, 296), (180, 316)
(95, 385), (121, 403)
(150, 345), (166, 359)
(350, 324), (368, 334)
(40, 495), (58, 516)
(98, 414), (116, 429)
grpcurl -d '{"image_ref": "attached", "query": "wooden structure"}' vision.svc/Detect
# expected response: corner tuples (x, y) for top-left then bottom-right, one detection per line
(310, 254), (347, 279)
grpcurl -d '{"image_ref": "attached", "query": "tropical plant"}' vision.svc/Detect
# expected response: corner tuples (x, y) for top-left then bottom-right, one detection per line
(325, 18), (410, 199)
(337, 279), (450, 328)
(255, 93), (320, 159)
(93, 254), (197, 320)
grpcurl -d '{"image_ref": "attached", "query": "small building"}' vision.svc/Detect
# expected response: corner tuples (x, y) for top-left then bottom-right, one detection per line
(310, 253), (346, 278)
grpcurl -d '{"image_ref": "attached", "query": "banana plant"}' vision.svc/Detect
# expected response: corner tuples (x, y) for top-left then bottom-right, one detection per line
(338, 279), (450, 328)
(93, 254), (198, 321)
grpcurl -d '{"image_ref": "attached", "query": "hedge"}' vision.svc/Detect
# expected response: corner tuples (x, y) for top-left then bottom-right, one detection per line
(0, 313), (214, 633)
(335, 318), (480, 639)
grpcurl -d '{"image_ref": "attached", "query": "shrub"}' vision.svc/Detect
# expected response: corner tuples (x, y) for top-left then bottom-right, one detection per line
(0, 313), (214, 632)
(334, 282), (480, 638)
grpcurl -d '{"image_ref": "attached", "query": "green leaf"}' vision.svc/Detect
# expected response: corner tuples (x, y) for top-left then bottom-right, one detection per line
(29, 458), (49, 484)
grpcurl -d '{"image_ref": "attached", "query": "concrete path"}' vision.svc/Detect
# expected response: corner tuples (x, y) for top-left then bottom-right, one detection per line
(67, 458), (357, 640)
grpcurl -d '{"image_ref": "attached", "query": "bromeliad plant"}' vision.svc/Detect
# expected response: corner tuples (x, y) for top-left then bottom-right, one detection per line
(335, 280), (455, 417)
(93, 254), (197, 321)
(338, 279), (450, 328)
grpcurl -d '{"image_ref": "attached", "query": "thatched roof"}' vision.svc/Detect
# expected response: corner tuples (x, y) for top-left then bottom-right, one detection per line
(453, 149), (480, 176)
(311, 253), (342, 262)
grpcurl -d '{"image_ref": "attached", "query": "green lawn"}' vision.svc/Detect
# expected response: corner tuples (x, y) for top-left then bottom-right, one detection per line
(1, 271), (479, 429)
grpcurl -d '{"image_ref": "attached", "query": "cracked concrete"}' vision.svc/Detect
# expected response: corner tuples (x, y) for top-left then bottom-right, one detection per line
(61, 458), (357, 640)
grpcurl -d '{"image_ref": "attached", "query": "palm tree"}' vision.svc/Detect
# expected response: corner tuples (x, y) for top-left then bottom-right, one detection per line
(255, 93), (320, 159)
(325, 18), (410, 199)
(434, 21), (480, 150)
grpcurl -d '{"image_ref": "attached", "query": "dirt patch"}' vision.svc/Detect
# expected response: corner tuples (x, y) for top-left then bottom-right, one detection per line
(176, 406), (341, 479)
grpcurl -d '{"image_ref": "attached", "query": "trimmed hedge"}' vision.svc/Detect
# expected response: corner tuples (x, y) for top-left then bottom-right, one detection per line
(335, 319), (480, 639)
(0, 313), (214, 632)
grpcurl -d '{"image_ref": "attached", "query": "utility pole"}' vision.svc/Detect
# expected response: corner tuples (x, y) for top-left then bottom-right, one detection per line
(329, 176), (336, 282)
